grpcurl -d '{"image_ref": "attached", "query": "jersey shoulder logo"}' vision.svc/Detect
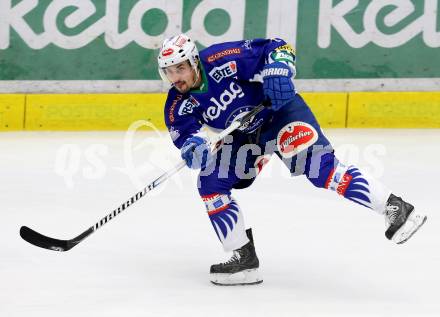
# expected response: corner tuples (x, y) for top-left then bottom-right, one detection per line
(208, 61), (237, 83)
(178, 96), (200, 116)
(275, 44), (295, 54)
(242, 40), (253, 50)
(271, 44), (296, 64)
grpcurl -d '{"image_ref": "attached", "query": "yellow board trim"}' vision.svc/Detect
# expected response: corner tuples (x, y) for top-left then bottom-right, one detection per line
(25, 94), (167, 131)
(0, 94), (25, 131)
(348, 92), (440, 128)
(301, 92), (347, 128)
(1, 92), (440, 131)
(23, 93), (349, 130)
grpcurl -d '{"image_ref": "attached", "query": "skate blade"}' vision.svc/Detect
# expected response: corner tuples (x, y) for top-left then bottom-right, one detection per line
(210, 269), (263, 286)
(392, 210), (427, 244)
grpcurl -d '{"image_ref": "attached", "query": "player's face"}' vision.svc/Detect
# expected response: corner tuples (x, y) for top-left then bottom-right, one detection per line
(162, 61), (197, 93)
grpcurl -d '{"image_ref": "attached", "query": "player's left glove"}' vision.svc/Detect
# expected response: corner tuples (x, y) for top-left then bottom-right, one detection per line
(181, 136), (213, 169)
(262, 62), (295, 111)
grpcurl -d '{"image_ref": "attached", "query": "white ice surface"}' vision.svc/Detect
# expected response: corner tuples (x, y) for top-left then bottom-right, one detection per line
(1, 129), (439, 317)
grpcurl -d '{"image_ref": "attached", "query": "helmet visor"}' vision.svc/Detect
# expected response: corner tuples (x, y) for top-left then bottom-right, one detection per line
(158, 61), (195, 84)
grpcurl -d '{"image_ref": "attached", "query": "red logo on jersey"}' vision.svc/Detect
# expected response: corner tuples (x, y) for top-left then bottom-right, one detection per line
(277, 122), (318, 158)
(207, 48), (242, 62)
(162, 48), (174, 56)
(168, 94), (182, 123)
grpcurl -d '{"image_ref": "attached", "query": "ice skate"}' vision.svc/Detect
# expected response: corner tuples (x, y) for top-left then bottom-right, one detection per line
(210, 228), (262, 286)
(385, 194), (427, 244)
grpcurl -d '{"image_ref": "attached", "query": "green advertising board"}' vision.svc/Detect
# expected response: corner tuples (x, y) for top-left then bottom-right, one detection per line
(298, 0), (440, 79)
(0, 0), (439, 82)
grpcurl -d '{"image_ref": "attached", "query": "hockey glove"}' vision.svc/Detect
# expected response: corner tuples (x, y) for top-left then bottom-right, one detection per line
(181, 136), (213, 169)
(262, 62), (295, 111)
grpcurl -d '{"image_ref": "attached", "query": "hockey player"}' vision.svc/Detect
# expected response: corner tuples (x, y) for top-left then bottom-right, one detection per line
(157, 34), (427, 286)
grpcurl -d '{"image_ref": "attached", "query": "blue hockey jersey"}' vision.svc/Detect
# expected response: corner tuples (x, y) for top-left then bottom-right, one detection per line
(163, 38), (296, 149)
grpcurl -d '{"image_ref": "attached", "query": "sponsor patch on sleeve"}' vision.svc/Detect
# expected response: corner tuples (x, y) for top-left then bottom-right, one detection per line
(275, 44), (296, 54)
(168, 94), (183, 123)
(271, 50), (295, 64)
(271, 44), (296, 64)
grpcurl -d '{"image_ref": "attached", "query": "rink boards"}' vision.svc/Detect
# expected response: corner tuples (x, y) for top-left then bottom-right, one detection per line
(1, 92), (440, 131)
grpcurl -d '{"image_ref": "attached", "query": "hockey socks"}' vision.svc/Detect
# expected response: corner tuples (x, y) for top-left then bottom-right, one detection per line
(202, 194), (249, 252)
(324, 163), (391, 213)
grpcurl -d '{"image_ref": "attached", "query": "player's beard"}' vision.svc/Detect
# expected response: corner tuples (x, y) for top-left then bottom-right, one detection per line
(174, 67), (200, 93)
(174, 81), (189, 93)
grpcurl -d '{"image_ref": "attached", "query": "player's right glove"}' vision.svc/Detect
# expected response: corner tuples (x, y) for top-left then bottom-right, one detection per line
(181, 136), (213, 169)
(262, 62), (295, 111)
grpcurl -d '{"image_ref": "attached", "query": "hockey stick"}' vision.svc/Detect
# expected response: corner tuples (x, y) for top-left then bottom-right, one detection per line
(20, 103), (266, 252)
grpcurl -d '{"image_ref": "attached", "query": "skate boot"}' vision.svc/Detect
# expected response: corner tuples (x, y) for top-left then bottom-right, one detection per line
(210, 228), (262, 286)
(385, 194), (427, 244)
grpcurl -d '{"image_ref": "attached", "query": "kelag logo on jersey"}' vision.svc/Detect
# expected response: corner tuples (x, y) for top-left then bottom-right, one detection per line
(208, 61), (237, 83)
(178, 96), (200, 116)
(203, 82), (245, 121)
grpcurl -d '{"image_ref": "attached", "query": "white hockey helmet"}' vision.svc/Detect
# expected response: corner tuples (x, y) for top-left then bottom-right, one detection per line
(157, 34), (199, 82)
